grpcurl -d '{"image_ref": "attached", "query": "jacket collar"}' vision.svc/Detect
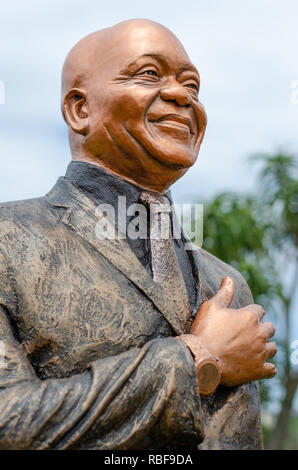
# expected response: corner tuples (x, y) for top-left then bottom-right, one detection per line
(45, 176), (204, 334)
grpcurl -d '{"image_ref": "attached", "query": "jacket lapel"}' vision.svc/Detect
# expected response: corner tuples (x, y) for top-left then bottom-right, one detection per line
(181, 229), (216, 306)
(45, 177), (189, 335)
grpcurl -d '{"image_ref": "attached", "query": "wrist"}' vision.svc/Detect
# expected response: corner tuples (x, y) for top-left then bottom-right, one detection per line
(178, 334), (221, 396)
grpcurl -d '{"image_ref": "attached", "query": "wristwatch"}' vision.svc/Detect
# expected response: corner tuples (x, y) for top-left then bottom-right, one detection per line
(179, 334), (222, 396)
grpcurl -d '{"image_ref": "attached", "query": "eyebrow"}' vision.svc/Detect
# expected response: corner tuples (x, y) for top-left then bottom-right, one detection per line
(119, 52), (200, 79)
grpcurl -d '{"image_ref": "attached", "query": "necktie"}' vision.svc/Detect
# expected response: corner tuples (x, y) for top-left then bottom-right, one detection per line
(140, 191), (191, 332)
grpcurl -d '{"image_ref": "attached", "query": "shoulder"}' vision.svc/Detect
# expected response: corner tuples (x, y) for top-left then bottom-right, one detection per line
(193, 245), (254, 308)
(0, 196), (56, 246)
(0, 196), (47, 217)
(0, 196), (50, 225)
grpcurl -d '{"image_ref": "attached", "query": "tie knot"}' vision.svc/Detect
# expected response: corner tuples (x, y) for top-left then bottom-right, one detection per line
(140, 191), (171, 214)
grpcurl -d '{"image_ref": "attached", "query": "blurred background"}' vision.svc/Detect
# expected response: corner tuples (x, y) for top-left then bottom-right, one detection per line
(0, 0), (297, 449)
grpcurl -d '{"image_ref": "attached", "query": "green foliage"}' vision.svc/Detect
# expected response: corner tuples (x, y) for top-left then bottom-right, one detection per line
(252, 153), (298, 248)
(190, 151), (298, 447)
(202, 192), (283, 309)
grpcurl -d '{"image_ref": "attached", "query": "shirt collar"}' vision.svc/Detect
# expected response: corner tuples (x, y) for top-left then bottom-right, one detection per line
(64, 161), (173, 209)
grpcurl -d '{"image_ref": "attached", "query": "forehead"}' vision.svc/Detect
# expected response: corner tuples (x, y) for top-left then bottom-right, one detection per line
(99, 23), (195, 75)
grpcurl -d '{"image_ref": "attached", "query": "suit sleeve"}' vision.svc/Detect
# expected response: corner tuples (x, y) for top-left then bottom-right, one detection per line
(0, 249), (204, 450)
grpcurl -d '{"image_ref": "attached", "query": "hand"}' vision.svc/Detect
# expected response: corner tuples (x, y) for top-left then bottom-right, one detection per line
(190, 277), (277, 387)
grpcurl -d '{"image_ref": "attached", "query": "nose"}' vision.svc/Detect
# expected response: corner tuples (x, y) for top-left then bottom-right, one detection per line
(160, 81), (191, 106)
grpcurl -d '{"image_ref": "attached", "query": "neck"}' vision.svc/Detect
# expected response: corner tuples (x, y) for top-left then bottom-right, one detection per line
(69, 132), (188, 192)
(70, 155), (185, 194)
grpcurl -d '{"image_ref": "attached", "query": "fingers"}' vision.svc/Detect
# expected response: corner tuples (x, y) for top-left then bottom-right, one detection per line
(248, 304), (265, 321)
(261, 321), (276, 339)
(210, 277), (235, 308)
(261, 362), (277, 379)
(265, 341), (277, 359)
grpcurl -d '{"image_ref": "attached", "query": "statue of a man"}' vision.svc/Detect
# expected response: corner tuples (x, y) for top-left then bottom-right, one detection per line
(0, 19), (276, 450)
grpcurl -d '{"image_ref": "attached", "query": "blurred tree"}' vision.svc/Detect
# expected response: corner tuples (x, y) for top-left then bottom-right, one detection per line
(189, 152), (298, 449)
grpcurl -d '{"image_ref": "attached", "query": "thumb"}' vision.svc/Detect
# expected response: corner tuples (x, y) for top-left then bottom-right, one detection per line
(210, 277), (235, 308)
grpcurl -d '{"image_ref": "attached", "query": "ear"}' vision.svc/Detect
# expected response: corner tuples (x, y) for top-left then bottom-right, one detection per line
(63, 88), (89, 135)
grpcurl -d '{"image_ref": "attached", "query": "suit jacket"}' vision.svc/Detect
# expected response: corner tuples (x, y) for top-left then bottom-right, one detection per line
(0, 176), (263, 449)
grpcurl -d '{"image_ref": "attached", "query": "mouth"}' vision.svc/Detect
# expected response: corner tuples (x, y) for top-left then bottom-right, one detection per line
(148, 114), (194, 134)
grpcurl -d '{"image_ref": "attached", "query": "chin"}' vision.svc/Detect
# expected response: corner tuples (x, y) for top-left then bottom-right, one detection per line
(133, 126), (199, 169)
(151, 145), (198, 169)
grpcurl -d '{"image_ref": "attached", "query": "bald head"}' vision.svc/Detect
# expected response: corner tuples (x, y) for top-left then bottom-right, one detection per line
(61, 19), (188, 105)
(61, 19), (207, 192)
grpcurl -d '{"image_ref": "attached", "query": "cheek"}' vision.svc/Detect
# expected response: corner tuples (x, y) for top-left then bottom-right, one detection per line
(103, 86), (159, 126)
(194, 101), (207, 140)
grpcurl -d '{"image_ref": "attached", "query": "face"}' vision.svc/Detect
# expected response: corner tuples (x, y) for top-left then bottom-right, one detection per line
(75, 23), (207, 190)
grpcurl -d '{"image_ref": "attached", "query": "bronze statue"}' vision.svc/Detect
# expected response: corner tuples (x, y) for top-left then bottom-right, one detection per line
(0, 19), (276, 450)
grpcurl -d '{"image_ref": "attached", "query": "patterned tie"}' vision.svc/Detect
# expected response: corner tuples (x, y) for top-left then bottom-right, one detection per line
(140, 191), (191, 332)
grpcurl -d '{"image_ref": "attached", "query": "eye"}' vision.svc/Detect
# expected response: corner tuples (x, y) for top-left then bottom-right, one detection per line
(186, 83), (198, 90)
(143, 69), (158, 77)
(135, 67), (159, 79)
(185, 83), (199, 94)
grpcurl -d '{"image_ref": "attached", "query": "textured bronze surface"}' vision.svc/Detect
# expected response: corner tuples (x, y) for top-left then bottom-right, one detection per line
(0, 18), (277, 449)
(140, 191), (191, 332)
(0, 178), (264, 449)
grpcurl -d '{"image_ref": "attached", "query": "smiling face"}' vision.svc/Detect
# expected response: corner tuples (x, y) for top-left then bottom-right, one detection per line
(62, 20), (207, 192)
